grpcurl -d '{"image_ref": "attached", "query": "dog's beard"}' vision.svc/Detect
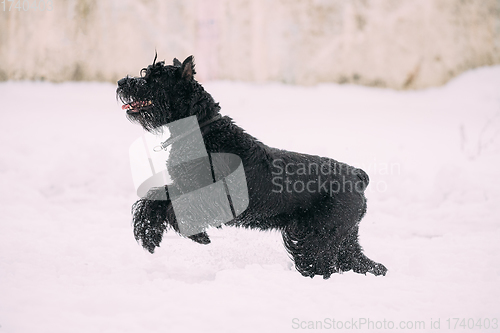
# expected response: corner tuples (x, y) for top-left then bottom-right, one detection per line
(126, 108), (172, 134)
(118, 91), (169, 133)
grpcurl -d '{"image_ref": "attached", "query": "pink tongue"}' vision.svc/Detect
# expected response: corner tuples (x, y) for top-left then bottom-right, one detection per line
(122, 104), (131, 110)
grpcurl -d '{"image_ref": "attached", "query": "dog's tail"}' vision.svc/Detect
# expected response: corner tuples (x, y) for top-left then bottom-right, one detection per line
(353, 168), (369, 191)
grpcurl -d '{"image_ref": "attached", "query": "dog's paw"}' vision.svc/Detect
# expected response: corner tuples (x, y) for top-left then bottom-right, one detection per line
(369, 262), (388, 276)
(352, 260), (387, 276)
(188, 232), (211, 245)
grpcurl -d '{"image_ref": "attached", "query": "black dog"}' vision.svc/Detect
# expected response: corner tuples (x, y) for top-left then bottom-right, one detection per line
(117, 55), (387, 279)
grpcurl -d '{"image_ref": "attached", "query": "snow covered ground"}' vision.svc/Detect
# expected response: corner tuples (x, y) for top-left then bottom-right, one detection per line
(1, 66), (499, 333)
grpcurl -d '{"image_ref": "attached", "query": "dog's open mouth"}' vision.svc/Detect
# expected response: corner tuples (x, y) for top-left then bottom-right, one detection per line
(122, 100), (153, 114)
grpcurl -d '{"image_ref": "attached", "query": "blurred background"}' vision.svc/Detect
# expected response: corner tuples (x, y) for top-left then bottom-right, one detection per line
(1, 0), (499, 88)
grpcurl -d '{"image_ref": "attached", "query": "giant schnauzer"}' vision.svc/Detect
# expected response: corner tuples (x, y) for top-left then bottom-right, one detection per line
(117, 55), (387, 279)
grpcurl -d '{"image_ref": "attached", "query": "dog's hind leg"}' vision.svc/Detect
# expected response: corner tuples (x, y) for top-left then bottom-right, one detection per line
(282, 220), (330, 278)
(282, 210), (344, 279)
(283, 191), (375, 279)
(337, 226), (387, 276)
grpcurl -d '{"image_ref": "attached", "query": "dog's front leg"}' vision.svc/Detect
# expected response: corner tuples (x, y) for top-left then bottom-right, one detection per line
(187, 232), (211, 244)
(132, 186), (172, 253)
(132, 186), (211, 252)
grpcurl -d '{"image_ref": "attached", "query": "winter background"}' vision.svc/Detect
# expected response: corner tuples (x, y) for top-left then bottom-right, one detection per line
(1, 1), (500, 333)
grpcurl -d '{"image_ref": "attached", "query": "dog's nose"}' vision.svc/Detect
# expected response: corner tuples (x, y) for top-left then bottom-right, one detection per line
(117, 77), (128, 87)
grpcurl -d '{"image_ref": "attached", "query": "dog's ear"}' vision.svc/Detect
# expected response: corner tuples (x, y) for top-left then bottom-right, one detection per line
(173, 58), (181, 67)
(181, 55), (196, 80)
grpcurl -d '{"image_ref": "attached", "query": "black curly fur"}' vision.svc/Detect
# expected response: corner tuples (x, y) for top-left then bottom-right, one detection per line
(117, 55), (387, 279)
(131, 187), (173, 253)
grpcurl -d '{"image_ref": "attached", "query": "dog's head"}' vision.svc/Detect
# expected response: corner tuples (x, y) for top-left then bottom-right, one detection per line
(117, 55), (217, 133)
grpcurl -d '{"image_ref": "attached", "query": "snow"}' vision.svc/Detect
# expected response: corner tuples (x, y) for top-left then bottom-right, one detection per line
(1, 66), (500, 332)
